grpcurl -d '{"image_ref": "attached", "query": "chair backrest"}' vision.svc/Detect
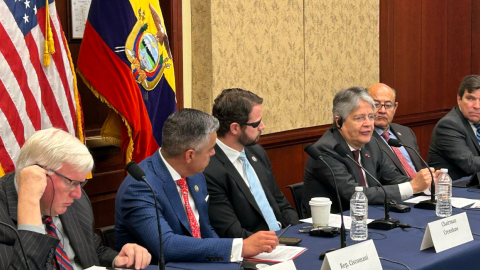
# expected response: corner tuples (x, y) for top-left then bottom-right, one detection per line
(286, 182), (305, 219)
(95, 225), (116, 250)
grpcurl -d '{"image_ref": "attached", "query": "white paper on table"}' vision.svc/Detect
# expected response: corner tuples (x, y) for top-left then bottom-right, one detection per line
(245, 246), (306, 263)
(300, 214), (373, 230)
(262, 260), (297, 270)
(404, 196), (431, 204)
(404, 196), (476, 208)
(471, 200), (480, 208)
(85, 267), (127, 270)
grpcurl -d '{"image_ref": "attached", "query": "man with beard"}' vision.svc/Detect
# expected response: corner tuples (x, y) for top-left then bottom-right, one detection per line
(368, 83), (423, 177)
(204, 88), (299, 239)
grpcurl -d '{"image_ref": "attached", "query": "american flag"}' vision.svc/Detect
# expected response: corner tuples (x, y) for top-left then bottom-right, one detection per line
(0, 0), (84, 176)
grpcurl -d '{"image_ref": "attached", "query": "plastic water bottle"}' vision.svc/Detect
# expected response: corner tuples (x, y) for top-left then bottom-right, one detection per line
(350, 186), (368, 241)
(436, 168), (452, 217)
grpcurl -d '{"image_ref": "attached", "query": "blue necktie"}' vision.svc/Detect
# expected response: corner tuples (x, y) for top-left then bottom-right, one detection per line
(238, 152), (280, 231)
(475, 123), (480, 145)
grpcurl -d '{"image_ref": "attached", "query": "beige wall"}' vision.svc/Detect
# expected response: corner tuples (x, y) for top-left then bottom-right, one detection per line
(190, 0), (379, 134)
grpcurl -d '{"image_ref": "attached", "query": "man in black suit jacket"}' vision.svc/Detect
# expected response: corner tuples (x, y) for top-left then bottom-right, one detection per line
(0, 128), (150, 270)
(302, 87), (436, 214)
(204, 88), (299, 239)
(368, 83), (423, 176)
(429, 75), (480, 180)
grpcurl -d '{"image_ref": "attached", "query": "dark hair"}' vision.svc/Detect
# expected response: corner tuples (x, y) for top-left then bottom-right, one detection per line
(161, 109), (219, 158)
(332, 86), (374, 129)
(458, 75), (480, 98)
(212, 88), (263, 137)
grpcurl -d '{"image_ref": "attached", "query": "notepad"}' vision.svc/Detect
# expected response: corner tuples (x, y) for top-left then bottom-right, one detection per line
(244, 246), (307, 263)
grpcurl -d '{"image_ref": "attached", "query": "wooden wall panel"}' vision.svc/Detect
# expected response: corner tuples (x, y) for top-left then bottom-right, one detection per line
(473, 0), (480, 74)
(421, 0), (447, 112)
(393, 1), (422, 116)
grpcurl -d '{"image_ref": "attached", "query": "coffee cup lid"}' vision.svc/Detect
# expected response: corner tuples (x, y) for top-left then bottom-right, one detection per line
(310, 197), (331, 203)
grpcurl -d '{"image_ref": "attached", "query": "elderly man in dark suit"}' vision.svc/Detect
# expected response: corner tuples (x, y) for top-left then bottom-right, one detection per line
(302, 87), (437, 214)
(429, 75), (480, 180)
(368, 83), (423, 177)
(0, 128), (151, 270)
(203, 88), (299, 239)
(115, 109), (278, 263)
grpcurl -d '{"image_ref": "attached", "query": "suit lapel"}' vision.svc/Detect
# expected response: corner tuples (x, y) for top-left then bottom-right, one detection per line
(372, 131), (405, 174)
(59, 208), (92, 267)
(4, 174), (19, 223)
(455, 107), (480, 154)
(153, 152), (193, 235)
(214, 145), (263, 216)
(332, 130), (362, 185)
(360, 148), (377, 187)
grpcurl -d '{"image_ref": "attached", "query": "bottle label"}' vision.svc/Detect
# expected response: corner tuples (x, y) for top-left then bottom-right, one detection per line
(420, 212), (473, 253)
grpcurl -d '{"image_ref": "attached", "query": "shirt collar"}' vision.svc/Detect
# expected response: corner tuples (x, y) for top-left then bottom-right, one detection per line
(216, 138), (243, 163)
(346, 143), (358, 152)
(375, 126), (390, 136)
(158, 148), (182, 181)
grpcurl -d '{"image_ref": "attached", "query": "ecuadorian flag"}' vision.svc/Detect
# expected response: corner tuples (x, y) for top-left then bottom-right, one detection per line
(78, 0), (176, 164)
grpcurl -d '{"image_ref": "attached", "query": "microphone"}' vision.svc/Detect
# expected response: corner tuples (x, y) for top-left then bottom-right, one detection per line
(126, 161), (165, 270)
(0, 221), (31, 270)
(387, 138), (436, 210)
(334, 145), (400, 230)
(304, 144), (346, 260)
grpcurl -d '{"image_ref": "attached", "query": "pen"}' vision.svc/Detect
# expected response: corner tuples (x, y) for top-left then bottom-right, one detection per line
(277, 224), (291, 238)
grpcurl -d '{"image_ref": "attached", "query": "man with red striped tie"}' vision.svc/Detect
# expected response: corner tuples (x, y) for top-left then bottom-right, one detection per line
(0, 128), (151, 269)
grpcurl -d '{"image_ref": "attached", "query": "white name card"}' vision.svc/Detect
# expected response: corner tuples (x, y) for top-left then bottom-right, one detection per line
(321, 240), (382, 270)
(420, 212), (473, 253)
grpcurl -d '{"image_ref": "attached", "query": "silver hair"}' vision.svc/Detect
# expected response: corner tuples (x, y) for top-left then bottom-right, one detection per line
(332, 86), (375, 129)
(15, 128), (93, 176)
(161, 109), (219, 158)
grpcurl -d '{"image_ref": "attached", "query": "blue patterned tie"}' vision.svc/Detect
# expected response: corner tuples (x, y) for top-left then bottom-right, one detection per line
(238, 152), (280, 231)
(475, 123), (480, 145)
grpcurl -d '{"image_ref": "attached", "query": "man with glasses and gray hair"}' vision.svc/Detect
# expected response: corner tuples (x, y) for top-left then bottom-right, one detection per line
(0, 128), (151, 269)
(203, 88), (299, 239)
(302, 87), (435, 214)
(368, 83), (424, 177)
(115, 108), (278, 264)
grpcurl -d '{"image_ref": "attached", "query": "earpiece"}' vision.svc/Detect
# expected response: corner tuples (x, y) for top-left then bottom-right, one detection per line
(336, 117), (343, 129)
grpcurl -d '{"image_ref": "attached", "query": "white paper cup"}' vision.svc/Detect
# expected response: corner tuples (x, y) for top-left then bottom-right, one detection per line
(309, 197), (332, 227)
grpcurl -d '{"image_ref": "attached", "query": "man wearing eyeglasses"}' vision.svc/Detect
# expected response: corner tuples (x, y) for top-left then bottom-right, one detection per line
(203, 88), (299, 239)
(0, 128), (151, 270)
(302, 87), (435, 213)
(368, 83), (423, 177)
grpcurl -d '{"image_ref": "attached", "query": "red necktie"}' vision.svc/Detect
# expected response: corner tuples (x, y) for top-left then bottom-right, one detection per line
(381, 132), (416, 178)
(42, 216), (73, 270)
(352, 150), (367, 186)
(176, 178), (201, 238)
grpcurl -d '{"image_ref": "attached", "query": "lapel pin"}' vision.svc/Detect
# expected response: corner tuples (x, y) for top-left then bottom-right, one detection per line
(397, 132), (402, 136)
(194, 185), (199, 192)
(252, 156), (257, 162)
(365, 153), (370, 158)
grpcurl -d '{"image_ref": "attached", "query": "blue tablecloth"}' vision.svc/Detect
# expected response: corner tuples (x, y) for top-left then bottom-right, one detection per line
(144, 187), (480, 270)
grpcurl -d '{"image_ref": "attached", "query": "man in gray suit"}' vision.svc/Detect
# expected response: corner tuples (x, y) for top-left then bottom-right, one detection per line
(368, 83), (423, 177)
(0, 128), (151, 269)
(303, 87), (436, 213)
(429, 75), (480, 180)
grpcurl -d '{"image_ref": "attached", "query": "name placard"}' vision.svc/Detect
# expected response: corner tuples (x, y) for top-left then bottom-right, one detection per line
(420, 212), (473, 253)
(321, 240), (382, 270)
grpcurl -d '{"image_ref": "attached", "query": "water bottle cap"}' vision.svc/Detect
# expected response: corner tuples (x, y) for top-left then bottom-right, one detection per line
(355, 186), (363, 192)
(441, 168), (448, 173)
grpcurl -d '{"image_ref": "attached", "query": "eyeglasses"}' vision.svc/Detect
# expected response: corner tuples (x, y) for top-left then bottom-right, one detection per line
(239, 118), (262, 128)
(37, 165), (88, 190)
(374, 102), (396, 110)
(353, 114), (375, 123)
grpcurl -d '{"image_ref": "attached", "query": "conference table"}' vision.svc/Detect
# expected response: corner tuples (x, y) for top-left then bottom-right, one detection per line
(145, 187), (480, 270)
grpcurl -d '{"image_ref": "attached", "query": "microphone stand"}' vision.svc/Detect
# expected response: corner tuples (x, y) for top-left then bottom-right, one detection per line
(304, 144), (346, 260)
(343, 154), (400, 230)
(387, 139), (436, 210)
(126, 161), (165, 270)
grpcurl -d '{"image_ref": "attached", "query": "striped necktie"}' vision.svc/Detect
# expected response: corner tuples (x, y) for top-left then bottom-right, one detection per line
(238, 152), (280, 231)
(474, 123), (480, 145)
(42, 216), (73, 270)
(381, 131), (416, 178)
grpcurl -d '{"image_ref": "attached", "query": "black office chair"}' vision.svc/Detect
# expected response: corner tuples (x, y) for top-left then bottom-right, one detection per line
(95, 225), (116, 249)
(286, 182), (306, 219)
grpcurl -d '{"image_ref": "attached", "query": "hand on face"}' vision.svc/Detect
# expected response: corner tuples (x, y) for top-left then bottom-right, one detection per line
(17, 165), (49, 226)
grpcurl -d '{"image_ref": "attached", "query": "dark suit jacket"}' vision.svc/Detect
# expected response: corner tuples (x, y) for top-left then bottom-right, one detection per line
(0, 173), (117, 270)
(429, 107), (480, 180)
(203, 144), (299, 239)
(372, 123), (424, 175)
(115, 150), (233, 263)
(302, 128), (411, 214)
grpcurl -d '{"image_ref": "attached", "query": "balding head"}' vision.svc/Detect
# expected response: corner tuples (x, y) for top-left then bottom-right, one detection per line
(367, 83), (398, 132)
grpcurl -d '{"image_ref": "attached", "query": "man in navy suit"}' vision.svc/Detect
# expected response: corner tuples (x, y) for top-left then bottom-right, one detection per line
(115, 109), (278, 263)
